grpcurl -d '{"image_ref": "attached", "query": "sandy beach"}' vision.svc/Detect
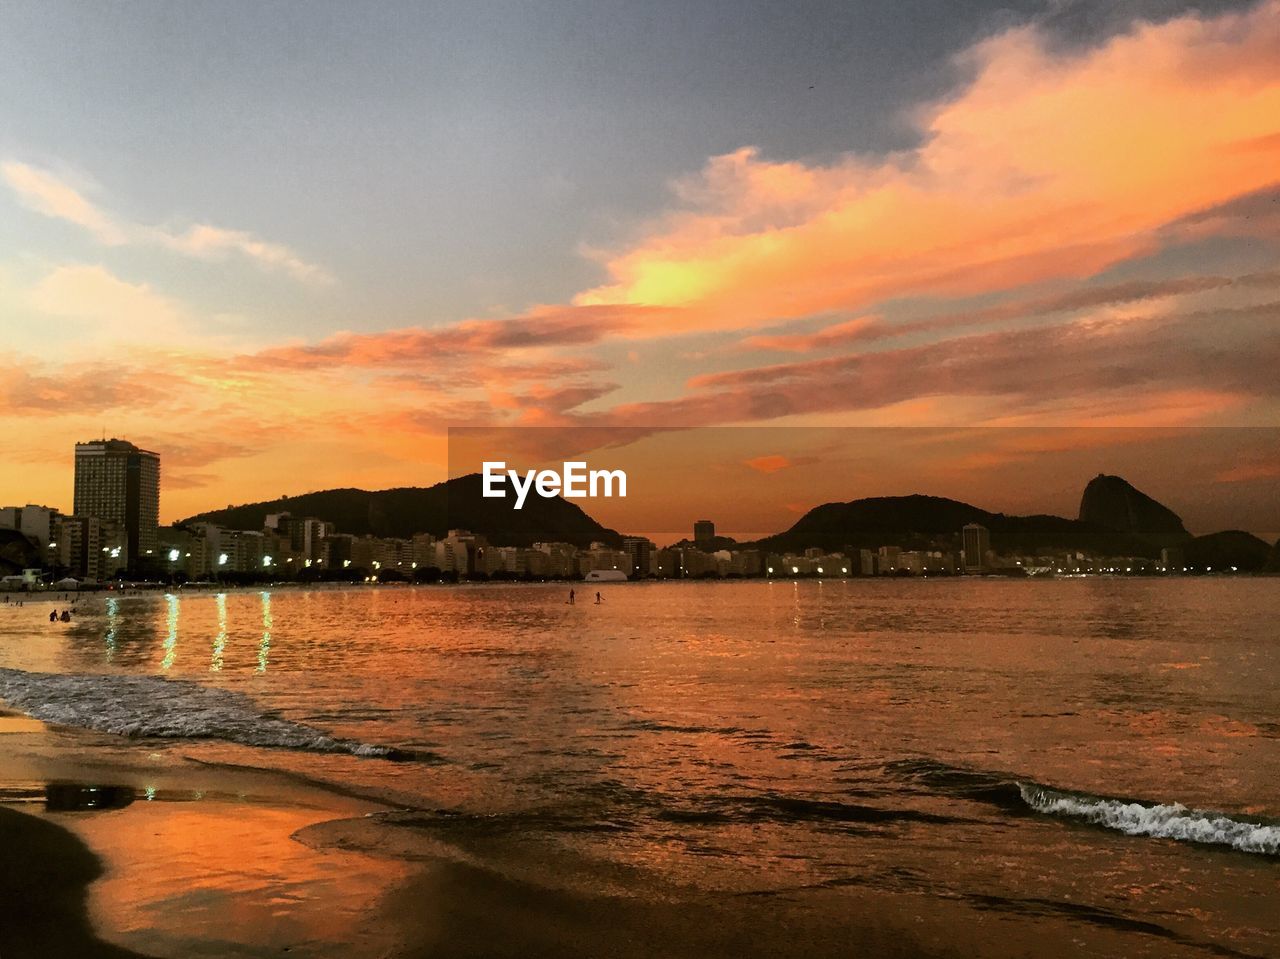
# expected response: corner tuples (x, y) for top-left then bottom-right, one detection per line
(0, 707), (1135, 959)
(0, 698), (965, 959)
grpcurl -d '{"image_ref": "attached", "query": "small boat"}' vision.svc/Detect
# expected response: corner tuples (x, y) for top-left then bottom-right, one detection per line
(583, 569), (628, 582)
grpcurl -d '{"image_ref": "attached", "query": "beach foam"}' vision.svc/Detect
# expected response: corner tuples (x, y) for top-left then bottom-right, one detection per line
(1019, 782), (1280, 855)
(0, 667), (405, 759)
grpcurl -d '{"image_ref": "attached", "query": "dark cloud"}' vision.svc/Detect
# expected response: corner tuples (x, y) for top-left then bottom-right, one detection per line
(559, 302), (1280, 428)
(743, 271), (1280, 353)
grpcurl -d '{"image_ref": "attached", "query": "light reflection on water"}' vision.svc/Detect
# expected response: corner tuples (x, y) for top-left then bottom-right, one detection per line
(160, 593), (179, 671)
(211, 593), (227, 672)
(257, 591), (271, 674)
(103, 596), (119, 662)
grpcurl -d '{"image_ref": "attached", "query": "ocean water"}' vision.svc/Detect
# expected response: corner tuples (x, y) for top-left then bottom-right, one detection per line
(1, 579), (1277, 957)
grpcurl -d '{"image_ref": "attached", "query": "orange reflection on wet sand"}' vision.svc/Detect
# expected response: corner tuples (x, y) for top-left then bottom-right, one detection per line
(61, 799), (405, 958)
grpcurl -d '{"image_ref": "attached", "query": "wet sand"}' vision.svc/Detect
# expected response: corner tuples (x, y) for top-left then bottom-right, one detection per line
(371, 856), (967, 959)
(0, 804), (148, 959)
(0, 785), (951, 959)
(0, 710), (406, 958)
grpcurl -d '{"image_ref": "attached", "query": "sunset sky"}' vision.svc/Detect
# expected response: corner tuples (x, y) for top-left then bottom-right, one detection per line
(2, 0), (1279, 534)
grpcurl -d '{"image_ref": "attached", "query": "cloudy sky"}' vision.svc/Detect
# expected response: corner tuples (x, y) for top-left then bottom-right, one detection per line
(2, 0), (1278, 531)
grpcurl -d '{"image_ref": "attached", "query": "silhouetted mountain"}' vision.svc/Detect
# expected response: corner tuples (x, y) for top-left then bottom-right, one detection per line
(664, 535), (740, 552)
(754, 495), (987, 553)
(180, 473), (622, 548)
(1184, 530), (1273, 572)
(1078, 474), (1190, 548)
(752, 481), (1183, 557)
(1266, 538), (1280, 573)
(0, 528), (40, 576)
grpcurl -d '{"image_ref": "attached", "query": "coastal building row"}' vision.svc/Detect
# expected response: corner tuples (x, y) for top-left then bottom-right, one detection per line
(139, 515), (999, 581)
(0, 503), (129, 581)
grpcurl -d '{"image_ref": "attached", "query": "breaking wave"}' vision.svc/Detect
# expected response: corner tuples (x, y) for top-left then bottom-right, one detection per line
(885, 758), (1279, 855)
(1018, 783), (1280, 856)
(0, 667), (414, 760)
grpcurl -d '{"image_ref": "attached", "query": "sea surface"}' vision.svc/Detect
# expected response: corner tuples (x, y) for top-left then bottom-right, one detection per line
(1, 579), (1277, 958)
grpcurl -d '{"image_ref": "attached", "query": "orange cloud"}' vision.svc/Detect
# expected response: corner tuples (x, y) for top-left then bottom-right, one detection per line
(1215, 461), (1280, 483)
(575, 2), (1280, 334)
(744, 316), (885, 353)
(744, 454), (793, 474)
(0, 360), (183, 415)
(538, 297), (1280, 432)
(237, 304), (660, 371)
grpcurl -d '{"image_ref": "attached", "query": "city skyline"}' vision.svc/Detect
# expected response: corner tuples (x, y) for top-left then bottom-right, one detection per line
(3, 1), (1280, 525)
(4, 433), (1276, 577)
(5, 425), (1280, 545)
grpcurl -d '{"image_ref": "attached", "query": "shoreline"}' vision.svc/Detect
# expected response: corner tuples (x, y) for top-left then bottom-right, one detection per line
(0, 713), (409, 958)
(2, 570), (1275, 608)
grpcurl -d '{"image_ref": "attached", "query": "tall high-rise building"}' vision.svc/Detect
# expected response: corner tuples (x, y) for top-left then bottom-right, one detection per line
(693, 519), (715, 545)
(74, 439), (160, 569)
(962, 523), (990, 573)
